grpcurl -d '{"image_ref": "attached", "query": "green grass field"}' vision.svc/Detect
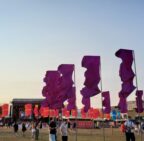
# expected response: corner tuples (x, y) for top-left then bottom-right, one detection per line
(0, 127), (142, 141)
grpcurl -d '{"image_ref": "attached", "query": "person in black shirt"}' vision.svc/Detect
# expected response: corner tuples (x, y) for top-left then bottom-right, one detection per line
(72, 120), (77, 132)
(13, 122), (18, 135)
(39, 121), (42, 129)
(49, 118), (57, 141)
(67, 119), (71, 129)
(22, 122), (27, 136)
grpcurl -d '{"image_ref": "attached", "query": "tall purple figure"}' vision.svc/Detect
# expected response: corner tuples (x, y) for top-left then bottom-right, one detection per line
(115, 49), (136, 113)
(81, 56), (101, 112)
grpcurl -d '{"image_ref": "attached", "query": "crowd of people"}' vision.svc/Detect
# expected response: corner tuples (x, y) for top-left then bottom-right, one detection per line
(2, 116), (144, 141)
(48, 118), (77, 141)
(119, 116), (144, 141)
(0, 118), (77, 141)
(13, 121), (40, 140)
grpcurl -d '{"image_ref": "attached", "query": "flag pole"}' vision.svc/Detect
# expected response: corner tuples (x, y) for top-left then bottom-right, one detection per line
(74, 65), (78, 141)
(133, 51), (142, 141)
(100, 58), (105, 141)
(133, 51), (139, 110)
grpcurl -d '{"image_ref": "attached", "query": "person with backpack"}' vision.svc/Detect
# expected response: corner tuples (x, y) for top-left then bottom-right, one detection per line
(124, 116), (135, 141)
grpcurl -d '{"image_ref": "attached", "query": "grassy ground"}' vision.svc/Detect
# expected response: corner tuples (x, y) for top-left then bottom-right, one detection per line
(0, 127), (142, 141)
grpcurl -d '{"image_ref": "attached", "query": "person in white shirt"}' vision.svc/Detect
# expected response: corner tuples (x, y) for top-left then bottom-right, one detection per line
(124, 116), (135, 141)
(60, 120), (68, 141)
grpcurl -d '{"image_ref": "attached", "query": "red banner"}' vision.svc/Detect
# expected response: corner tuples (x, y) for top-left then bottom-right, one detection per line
(65, 110), (70, 117)
(87, 108), (94, 119)
(81, 108), (87, 119)
(39, 107), (44, 117)
(62, 108), (67, 116)
(93, 109), (100, 119)
(43, 107), (49, 117)
(54, 109), (59, 118)
(105, 114), (111, 120)
(34, 105), (39, 117)
(2, 104), (9, 117)
(49, 109), (54, 117)
(71, 109), (77, 117)
(25, 104), (32, 116)
(0, 106), (2, 117)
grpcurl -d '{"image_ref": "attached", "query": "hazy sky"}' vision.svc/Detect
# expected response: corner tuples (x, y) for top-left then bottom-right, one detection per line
(0, 0), (144, 108)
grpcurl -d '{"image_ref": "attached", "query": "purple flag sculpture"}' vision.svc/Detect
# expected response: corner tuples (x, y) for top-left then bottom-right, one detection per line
(118, 96), (128, 113)
(115, 49), (136, 113)
(58, 64), (76, 110)
(42, 71), (63, 109)
(102, 91), (111, 114)
(67, 87), (76, 110)
(42, 64), (76, 110)
(135, 90), (143, 113)
(82, 97), (90, 113)
(81, 56), (101, 112)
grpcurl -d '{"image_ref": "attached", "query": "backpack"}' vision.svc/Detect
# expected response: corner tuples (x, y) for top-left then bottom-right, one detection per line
(125, 121), (133, 133)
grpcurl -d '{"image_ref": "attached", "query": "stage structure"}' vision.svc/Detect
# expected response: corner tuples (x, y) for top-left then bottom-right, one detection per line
(11, 98), (44, 120)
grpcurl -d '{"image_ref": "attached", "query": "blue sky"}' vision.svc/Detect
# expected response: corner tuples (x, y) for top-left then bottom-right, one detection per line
(0, 0), (144, 108)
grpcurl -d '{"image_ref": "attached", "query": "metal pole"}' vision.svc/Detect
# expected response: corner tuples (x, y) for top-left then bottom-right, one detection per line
(133, 51), (142, 141)
(100, 58), (106, 141)
(74, 65), (78, 141)
(133, 51), (139, 106)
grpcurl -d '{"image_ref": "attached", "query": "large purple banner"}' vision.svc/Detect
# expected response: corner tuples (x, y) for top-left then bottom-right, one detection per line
(115, 49), (136, 113)
(81, 56), (101, 112)
(42, 64), (76, 110)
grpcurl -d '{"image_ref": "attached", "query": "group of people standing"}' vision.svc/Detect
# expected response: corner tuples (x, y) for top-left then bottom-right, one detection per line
(12, 118), (76, 141)
(13, 121), (40, 140)
(120, 116), (144, 141)
(6, 115), (144, 141)
(49, 118), (70, 141)
(49, 118), (77, 141)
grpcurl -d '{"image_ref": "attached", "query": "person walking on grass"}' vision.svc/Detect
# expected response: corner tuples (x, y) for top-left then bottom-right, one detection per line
(34, 125), (39, 140)
(60, 120), (68, 141)
(124, 116), (136, 141)
(13, 121), (19, 136)
(22, 122), (27, 136)
(31, 122), (36, 139)
(49, 118), (57, 141)
(72, 120), (77, 132)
